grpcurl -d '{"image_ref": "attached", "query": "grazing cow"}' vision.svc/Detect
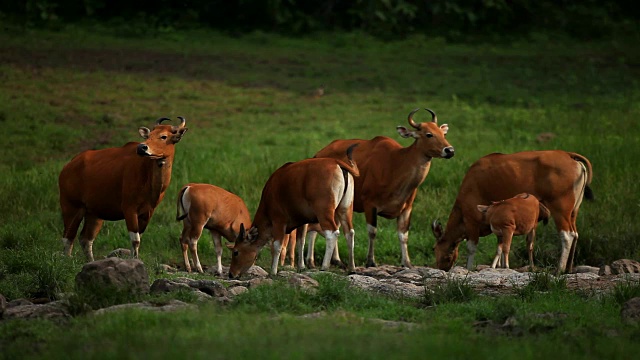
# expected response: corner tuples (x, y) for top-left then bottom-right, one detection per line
(432, 150), (593, 273)
(176, 183), (251, 275)
(58, 117), (188, 261)
(306, 108), (454, 268)
(476, 193), (551, 269)
(228, 145), (359, 278)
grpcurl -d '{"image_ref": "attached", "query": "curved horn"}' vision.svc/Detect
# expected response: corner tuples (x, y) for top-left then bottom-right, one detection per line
(155, 117), (171, 125)
(407, 108), (420, 129)
(425, 108), (437, 123)
(176, 116), (186, 128)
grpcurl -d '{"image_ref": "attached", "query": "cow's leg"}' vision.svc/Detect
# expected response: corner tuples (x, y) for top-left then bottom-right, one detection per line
(396, 207), (413, 268)
(337, 208), (356, 273)
(305, 228), (317, 269)
(209, 231), (224, 276)
(296, 224), (308, 270)
(465, 226), (480, 270)
(60, 202), (84, 257)
(287, 229), (297, 267)
(79, 215), (103, 262)
(270, 226), (286, 276)
(179, 221), (192, 272)
(320, 229), (340, 271)
(501, 229), (514, 269)
(124, 210), (141, 259)
(491, 236), (503, 269)
(551, 209), (574, 274)
(364, 207), (378, 267)
(527, 229), (536, 270)
(277, 233), (289, 267)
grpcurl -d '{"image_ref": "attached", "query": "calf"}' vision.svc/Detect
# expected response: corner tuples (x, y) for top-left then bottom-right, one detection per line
(176, 183), (251, 275)
(59, 117), (188, 261)
(432, 150), (593, 273)
(228, 145), (359, 278)
(476, 193), (551, 269)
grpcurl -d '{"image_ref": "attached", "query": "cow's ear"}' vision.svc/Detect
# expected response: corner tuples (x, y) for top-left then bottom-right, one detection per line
(431, 219), (444, 239)
(477, 205), (489, 213)
(247, 226), (259, 242)
(235, 224), (246, 243)
(396, 126), (417, 138)
(440, 124), (449, 135)
(139, 127), (151, 139)
(172, 127), (188, 143)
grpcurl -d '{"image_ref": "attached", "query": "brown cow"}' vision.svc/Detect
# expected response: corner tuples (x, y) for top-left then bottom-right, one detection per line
(228, 145), (360, 278)
(176, 183), (251, 275)
(476, 193), (551, 269)
(432, 150), (593, 273)
(58, 117), (188, 261)
(306, 108), (454, 268)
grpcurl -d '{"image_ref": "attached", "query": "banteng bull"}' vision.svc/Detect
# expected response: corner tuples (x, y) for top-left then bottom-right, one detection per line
(58, 117), (188, 261)
(306, 108), (454, 268)
(228, 145), (359, 278)
(476, 193), (551, 269)
(176, 183), (251, 275)
(432, 150), (593, 273)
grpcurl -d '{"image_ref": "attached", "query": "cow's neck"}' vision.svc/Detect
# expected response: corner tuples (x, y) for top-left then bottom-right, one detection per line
(146, 155), (174, 203)
(396, 143), (433, 186)
(442, 204), (466, 246)
(250, 210), (273, 248)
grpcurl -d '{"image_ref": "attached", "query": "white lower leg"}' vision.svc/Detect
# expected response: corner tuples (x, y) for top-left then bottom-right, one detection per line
(129, 231), (141, 259)
(306, 231), (317, 268)
(466, 241), (477, 270)
(366, 224), (377, 266)
(212, 234), (223, 275)
(321, 230), (339, 270)
(345, 229), (356, 272)
(297, 233), (306, 270)
(557, 230), (574, 273)
(271, 240), (282, 275)
(188, 238), (203, 273)
(62, 238), (73, 256)
(397, 231), (411, 267)
(491, 246), (503, 268)
(81, 239), (95, 262)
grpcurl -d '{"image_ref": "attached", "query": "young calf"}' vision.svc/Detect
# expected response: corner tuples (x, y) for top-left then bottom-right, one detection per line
(228, 144), (359, 278)
(176, 183), (251, 275)
(476, 193), (550, 269)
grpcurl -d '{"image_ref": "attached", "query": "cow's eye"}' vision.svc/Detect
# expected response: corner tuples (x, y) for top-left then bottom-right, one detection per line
(160, 135), (168, 140)
(426, 133), (433, 138)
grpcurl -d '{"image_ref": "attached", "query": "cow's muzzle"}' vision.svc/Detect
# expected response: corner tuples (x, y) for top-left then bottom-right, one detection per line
(442, 147), (455, 159)
(137, 144), (151, 156)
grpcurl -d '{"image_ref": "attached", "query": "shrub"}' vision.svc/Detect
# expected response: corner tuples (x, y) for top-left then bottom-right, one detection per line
(423, 276), (477, 306)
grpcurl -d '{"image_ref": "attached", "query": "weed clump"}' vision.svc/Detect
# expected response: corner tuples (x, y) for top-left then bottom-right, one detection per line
(423, 276), (477, 306)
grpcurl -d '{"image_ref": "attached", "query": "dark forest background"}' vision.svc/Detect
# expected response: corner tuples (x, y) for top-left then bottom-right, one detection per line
(2, 0), (639, 39)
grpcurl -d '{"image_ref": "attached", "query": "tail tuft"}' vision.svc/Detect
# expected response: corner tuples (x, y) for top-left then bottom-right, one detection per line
(584, 185), (594, 201)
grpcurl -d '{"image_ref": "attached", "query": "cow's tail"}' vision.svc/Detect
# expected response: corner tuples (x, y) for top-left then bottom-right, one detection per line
(176, 186), (190, 221)
(569, 152), (594, 201)
(336, 143), (360, 178)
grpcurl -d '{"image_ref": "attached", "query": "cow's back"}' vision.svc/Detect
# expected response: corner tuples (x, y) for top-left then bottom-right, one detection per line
(59, 143), (140, 220)
(458, 151), (582, 225)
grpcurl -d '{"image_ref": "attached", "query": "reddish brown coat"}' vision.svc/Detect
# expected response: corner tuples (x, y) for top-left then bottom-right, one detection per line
(476, 193), (550, 269)
(176, 183), (251, 275)
(432, 150), (593, 273)
(58, 117), (187, 261)
(229, 147), (359, 278)
(307, 108), (455, 268)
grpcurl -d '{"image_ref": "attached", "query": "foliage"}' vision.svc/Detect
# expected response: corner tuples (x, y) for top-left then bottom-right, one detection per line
(1, 1), (639, 39)
(514, 271), (568, 301)
(607, 276), (640, 306)
(423, 276), (477, 306)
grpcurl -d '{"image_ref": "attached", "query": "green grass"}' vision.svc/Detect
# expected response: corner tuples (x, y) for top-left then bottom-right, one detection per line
(0, 24), (639, 358)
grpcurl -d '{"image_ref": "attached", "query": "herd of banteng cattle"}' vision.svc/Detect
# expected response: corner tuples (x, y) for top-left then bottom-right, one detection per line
(57, 109), (593, 279)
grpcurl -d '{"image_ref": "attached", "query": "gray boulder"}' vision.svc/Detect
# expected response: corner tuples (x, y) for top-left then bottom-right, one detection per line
(621, 297), (640, 323)
(2, 301), (70, 320)
(611, 259), (640, 274)
(76, 258), (150, 295)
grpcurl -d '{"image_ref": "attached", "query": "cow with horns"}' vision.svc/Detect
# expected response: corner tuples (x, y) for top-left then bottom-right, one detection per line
(304, 108), (454, 269)
(432, 150), (593, 274)
(58, 117), (188, 261)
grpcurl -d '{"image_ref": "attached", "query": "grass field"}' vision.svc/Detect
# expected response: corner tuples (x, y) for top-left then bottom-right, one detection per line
(0, 24), (639, 358)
